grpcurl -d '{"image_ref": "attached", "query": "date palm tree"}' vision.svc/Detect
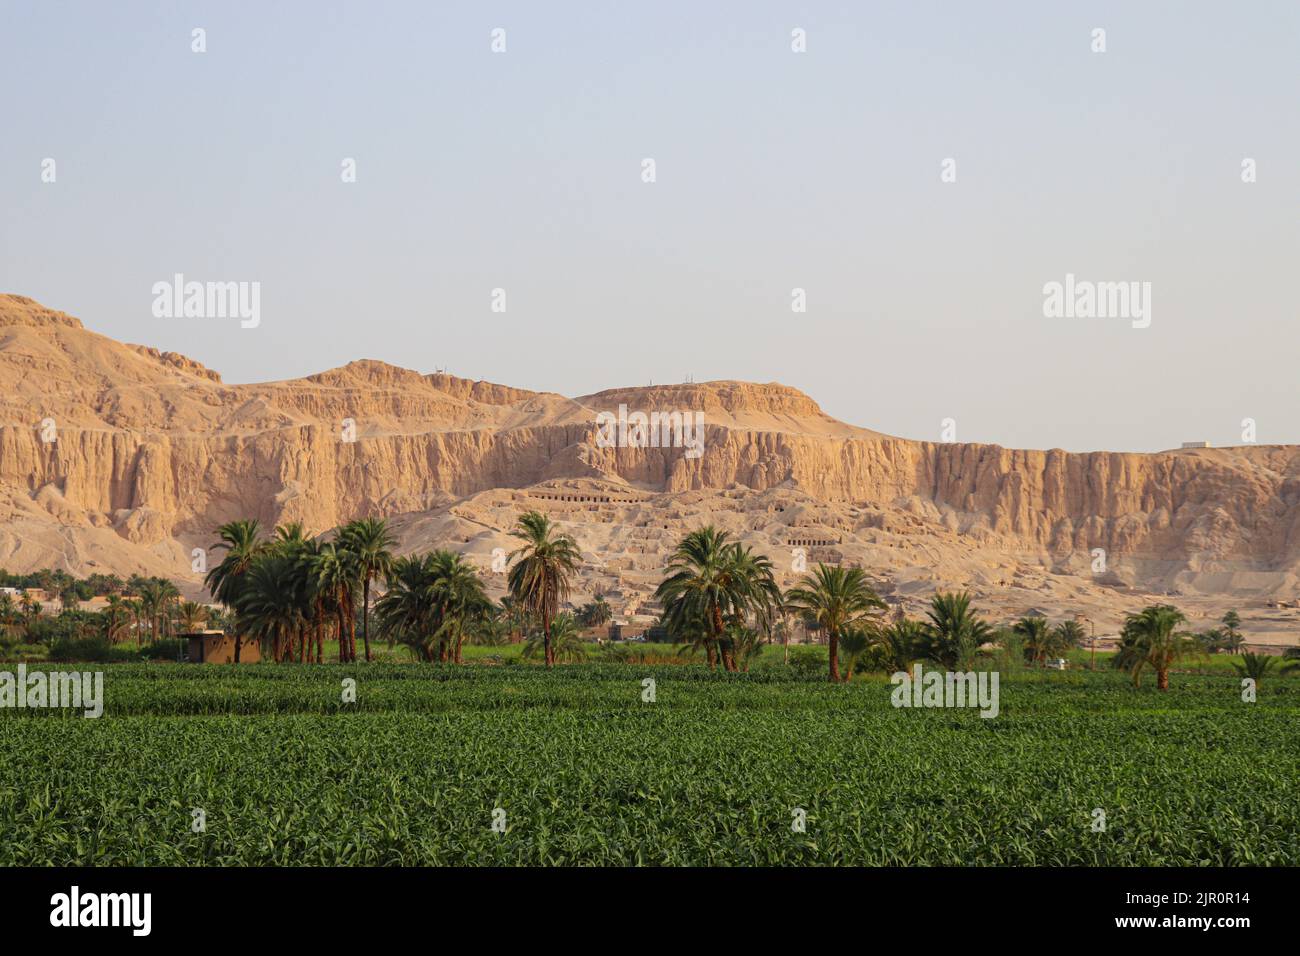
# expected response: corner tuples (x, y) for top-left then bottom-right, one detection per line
(657, 527), (779, 672)
(1054, 619), (1086, 652)
(1221, 610), (1243, 654)
(205, 519), (269, 663)
(101, 594), (133, 644)
(1117, 604), (1190, 690)
(0, 594), (21, 643)
(1233, 652), (1276, 686)
(375, 553), (440, 661)
(294, 537), (330, 664)
(786, 564), (886, 682)
(507, 511), (580, 668)
(578, 595), (613, 630)
(177, 600), (208, 634)
(918, 592), (991, 670)
(313, 542), (359, 663)
(1013, 615), (1053, 667)
(339, 517), (396, 663)
(877, 617), (926, 673)
(523, 613), (586, 664)
(839, 626), (873, 681)
(236, 555), (304, 662)
(429, 550), (491, 663)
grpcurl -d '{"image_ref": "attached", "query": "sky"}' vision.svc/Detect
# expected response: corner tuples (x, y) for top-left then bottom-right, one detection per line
(1, 0), (1296, 452)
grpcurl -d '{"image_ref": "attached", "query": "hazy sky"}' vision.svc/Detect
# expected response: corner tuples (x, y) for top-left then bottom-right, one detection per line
(2, 1), (1296, 452)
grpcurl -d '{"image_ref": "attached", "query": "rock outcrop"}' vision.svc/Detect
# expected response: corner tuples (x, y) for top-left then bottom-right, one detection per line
(2, 294), (1298, 632)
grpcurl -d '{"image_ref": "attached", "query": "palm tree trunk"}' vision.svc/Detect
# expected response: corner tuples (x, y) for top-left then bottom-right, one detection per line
(234, 633), (242, 664)
(543, 611), (553, 667)
(346, 592), (358, 662)
(1157, 667), (1169, 690)
(828, 629), (841, 682)
(362, 576), (372, 662)
(710, 605), (728, 671)
(705, 643), (717, 670)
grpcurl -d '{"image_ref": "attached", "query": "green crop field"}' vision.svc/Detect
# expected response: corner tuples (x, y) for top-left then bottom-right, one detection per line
(1, 663), (1296, 866)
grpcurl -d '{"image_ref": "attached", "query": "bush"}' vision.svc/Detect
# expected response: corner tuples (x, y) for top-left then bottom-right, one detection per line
(139, 639), (185, 662)
(47, 636), (138, 663)
(785, 647), (826, 678)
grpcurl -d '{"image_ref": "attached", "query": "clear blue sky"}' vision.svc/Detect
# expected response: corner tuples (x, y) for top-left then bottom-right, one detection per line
(2, 1), (1296, 451)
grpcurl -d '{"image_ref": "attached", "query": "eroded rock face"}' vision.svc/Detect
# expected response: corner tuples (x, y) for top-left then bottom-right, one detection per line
(1, 294), (1298, 611)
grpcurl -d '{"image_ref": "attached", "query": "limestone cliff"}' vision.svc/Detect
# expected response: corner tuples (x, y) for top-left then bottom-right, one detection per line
(1, 294), (1298, 622)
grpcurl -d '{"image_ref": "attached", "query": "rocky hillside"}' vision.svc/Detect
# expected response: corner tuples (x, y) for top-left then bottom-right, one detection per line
(2, 294), (1298, 637)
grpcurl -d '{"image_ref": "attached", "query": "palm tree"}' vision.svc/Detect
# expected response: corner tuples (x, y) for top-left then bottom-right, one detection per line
(0, 594), (21, 643)
(1054, 619), (1087, 652)
(100, 594), (132, 644)
(19, 593), (37, 626)
(1116, 604), (1190, 690)
(205, 519), (269, 664)
(313, 542), (359, 663)
(1196, 627), (1225, 655)
(1221, 610), (1243, 653)
(1013, 615), (1053, 667)
(177, 600), (208, 634)
(839, 627), (873, 681)
(1233, 652), (1276, 686)
(656, 527), (779, 672)
(135, 580), (166, 644)
(919, 592), (991, 669)
(428, 550), (491, 663)
(271, 523), (317, 662)
(578, 595), (613, 630)
(236, 556), (304, 662)
(373, 550), (490, 663)
(785, 564), (886, 682)
(339, 517), (396, 663)
(294, 538), (330, 664)
(157, 579), (181, 639)
(375, 553), (440, 661)
(877, 618), (926, 673)
(523, 613), (586, 664)
(124, 598), (144, 647)
(507, 511), (580, 668)
(724, 620), (766, 673)
(498, 595), (530, 644)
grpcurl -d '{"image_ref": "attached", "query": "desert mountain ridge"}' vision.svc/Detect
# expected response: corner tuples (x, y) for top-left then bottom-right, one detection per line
(2, 294), (1298, 643)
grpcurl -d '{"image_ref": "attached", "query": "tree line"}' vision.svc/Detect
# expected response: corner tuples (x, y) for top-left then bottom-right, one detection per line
(1, 516), (1287, 689)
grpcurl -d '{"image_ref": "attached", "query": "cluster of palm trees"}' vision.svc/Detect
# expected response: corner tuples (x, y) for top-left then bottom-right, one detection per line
(0, 575), (213, 648)
(1009, 615), (1087, 667)
(0, 504), (1253, 693)
(202, 510), (584, 667)
(204, 517), (398, 663)
(1192, 610), (1248, 654)
(652, 526), (1027, 683)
